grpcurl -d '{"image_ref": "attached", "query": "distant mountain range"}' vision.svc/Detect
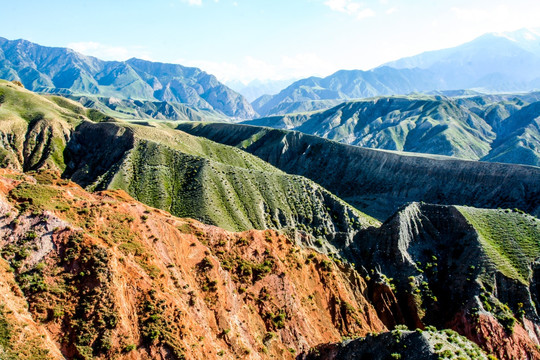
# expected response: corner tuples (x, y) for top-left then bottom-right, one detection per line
(64, 94), (229, 122)
(226, 78), (297, 102)
(243, 93), (540, 167)
(253, 29), (540, 116)
(0, 37), (256, 119)
(3, 29), (540, 122)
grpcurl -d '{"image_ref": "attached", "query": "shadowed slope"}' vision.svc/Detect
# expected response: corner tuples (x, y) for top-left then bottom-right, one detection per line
(177, 122), (540, 220)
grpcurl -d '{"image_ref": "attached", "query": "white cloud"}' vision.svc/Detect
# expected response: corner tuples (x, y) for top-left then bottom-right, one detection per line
(386, 7), (397, 14)
(177, 53), (335, 83)
(183, 0), (202, 5)
(324, 0), (375, 19)
(180, 0), (222, 5)
(67, 42), (153, 61)
(451, 4), (540, 32)
(451, 5), (507, 23)
(357, 8), (375, 19)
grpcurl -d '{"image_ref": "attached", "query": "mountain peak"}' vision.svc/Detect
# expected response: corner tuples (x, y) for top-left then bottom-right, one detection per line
(493, 28), (540, 56)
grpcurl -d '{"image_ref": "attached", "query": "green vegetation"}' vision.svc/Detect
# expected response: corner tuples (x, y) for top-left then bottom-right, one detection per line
(0, 305), (12, 350)
(0, 80), (86, 171)
(9, 182), (64, 213)
(311, 328), (489, 359)
(248, 96), (494, 160)
(66, 95), (229, 122)
(178, 121), (539, 222)
(0, 80), (373, 242)
(1, 227), (119, 360)
(459, 207), (540, 284)
(265, 310), (287, 330)
(0, 304), (51, 360)
(138, 290), (185, 359)
(101, 122), (374, 236)
(220, 255), (274, 284)
(0, 36), (257, 119)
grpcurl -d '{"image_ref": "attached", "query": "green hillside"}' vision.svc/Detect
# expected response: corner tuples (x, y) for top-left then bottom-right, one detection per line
(459, 207), (540, 284)
(178, 122), (540, 220)
(64, 94), (229, 122)
(0, 80), (376, 240)
(244, 94), (540, 166)
(2, 79), (540, 360)
(245, 95), (495, 160)
(0, 80), (85, 171)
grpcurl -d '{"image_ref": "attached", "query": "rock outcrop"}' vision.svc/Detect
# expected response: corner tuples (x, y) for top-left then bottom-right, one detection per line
(301, 328), (490, 360)
(348, 203), (540, 359)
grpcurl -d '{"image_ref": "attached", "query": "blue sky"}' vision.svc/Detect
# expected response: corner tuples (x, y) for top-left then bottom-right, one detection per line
(3, 0), (540, 83)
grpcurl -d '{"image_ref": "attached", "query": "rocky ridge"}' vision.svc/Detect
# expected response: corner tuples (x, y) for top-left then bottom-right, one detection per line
(0, 80), (377, 243)
(1, 82), (540, 359)
(347, 202), (540, 360)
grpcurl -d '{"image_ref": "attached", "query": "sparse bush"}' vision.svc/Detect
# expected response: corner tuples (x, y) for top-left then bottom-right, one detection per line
(123, 344), (136, 353)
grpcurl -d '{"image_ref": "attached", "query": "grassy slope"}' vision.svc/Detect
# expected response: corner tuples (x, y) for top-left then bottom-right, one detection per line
(247, 94), (540, 167)
(458, 207), (540, 284)
(176, 122), (540, 221)
(62, 94), (230, 122)
(246, 96), (495, 160)
(0, 81), (377, 236)
(0, 80), (94, 171)
(105, 123), (379, 233)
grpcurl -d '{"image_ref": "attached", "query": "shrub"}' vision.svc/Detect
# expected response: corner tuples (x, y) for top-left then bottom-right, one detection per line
(123, 344), (136, 353)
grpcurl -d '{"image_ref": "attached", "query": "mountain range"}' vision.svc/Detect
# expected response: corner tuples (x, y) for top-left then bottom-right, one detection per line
(253, 29), (540, 117)
(1, 27), (540, 360)
(226, 78), (297, 102)
(243, 93), (540, 167)
(0, 37), (256, 119)
(0, 82), (539, 359)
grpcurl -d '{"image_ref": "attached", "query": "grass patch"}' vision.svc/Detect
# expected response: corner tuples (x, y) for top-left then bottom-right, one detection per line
(458, 207), (540, 284)
(0, 305), (12, 350)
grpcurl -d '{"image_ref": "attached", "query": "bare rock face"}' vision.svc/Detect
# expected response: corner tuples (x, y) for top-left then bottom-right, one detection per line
(0, 170), (385, 359)
(348, 202), (540, 359)
(1, 82), (540, 360)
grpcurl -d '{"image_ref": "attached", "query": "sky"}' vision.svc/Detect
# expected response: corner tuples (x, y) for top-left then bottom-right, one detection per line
(2, 0), (540, 84)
